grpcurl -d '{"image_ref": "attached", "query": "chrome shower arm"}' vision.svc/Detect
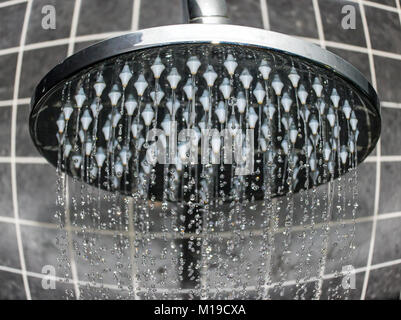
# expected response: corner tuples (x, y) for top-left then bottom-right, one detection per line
(182, 0), (230, 24)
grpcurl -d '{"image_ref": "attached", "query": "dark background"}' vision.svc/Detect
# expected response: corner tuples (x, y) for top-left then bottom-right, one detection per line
(0, 0), (400, 299)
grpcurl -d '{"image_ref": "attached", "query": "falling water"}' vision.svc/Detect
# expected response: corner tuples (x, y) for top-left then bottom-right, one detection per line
(32, 43), (372, 299)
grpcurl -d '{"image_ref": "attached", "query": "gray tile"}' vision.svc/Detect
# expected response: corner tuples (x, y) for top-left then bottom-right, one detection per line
(379, 162), (401, 214)
(139, 0), (183, 28)
(77, 0), (133, 35)
(26, 0), (75, 44)
(366, 0), (396, 6)
(374, 56), (401, 103)
(327, 47), (371, 82)
(270, 228), (326, 282)
(72, 232), (131, 288)
(319, 0), (366, 47)
(0, 270), (26, 300)
(355, 162), (376, 218)
(28, 276), (75, 300)
(0, 3), (26, 49)
(16, 163), (57, 223)
(0, 222), (20, 268)
(326, 221), (372, 274)
(227, 0), (263, 28)
(0, 53), (18, 100)
(365, 6), (401, 54)
(320, 271), (365, 300)
(267, 0), (318, 38)
(19, 45), (68, 99)
(380, 108), (401, 156)
(366, 263), (401, 299)
(73, 40), (100, 53)
(0, 164), (13, 218)
(16, 104), (41, 157)
(21, 225), (59, 274)
(291, 162), (375, 227)
(0, 106), (11, 157)
(268, 281), (318, 299)
(372, 217), (401, 264)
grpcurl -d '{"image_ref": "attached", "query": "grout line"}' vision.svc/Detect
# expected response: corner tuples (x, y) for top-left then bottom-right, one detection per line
(396, 0), (401, 26)
(1, 256), (401, 296)
(381, 101), (401, 109)
(325, 40), (368, 53)
(67, 0), (81, 56)
(131, 0), (141, 31)
(0, 0), (26, 8)
(10, 0), (33, 300)
(377, 211), (401, 221)
(2, 209), (401, 239)
(0, 98), (30, 107)
(260, 0), (270, 30)
(312, 0), (326, 48)
(358, 0), (380, 301)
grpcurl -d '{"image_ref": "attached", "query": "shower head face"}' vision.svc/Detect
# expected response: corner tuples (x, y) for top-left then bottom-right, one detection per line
(29, 25), (380, 201)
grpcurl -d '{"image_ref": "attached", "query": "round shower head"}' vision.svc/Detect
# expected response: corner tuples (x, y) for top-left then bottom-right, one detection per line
(29, 24), (380, 200)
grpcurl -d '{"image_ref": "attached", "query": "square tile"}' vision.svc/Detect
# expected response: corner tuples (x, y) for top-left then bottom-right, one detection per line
(380, 107), (401, 156)
(21, 225), (59, 274)
(365, 6), (401, 54)
(26, 0), (75, 44)
(0, 106), (11, 156)
(290, 162), (375, 227)
(0, 164), (13, 217)
(267, 0), (318, 38)
(379, 162), (401, 214)
(327, 47), (371, 81)
(16, 163), (57, 223)
(374, 56), (401, 103)
(139, 0), (183, 29)
(28, 276), (75, 300)
(73, 40), (100, 53)
(366, 263), (401, 299)
(0, 53), (18, 100)
(270, 228), (326, 282)
(319, 0), (366, 47)
(372, 217), (401, 264)
(0, 3), (26, 49)
(0, 270), (26, 299)
(77, 0), (133, 35)
(72, 232), (131, 288)
(354, 162), (376, 218)
(227, 0), (263, 28)
(0, 222), (20, 268)
(16, 104), (41, 157)
(19, 45), (68, 99)
(320, 271), (365, 300)
(79, 285), (132, 300)
(365, 0), (396, 6)
(268, 281), (318, 299)
(325, 221), (372, 274)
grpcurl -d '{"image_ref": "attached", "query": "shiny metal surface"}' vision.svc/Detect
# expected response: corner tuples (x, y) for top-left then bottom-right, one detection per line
(31, 24), (379, 115)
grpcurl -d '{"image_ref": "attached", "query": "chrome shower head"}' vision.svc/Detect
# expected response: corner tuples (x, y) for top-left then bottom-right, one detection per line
(29, 5), (380, 203)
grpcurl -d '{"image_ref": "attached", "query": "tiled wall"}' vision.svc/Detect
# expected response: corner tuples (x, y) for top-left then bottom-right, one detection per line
(0, 0), (400, 300)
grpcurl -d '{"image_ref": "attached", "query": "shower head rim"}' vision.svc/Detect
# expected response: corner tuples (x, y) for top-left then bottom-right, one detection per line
(30, 24), (379, 115)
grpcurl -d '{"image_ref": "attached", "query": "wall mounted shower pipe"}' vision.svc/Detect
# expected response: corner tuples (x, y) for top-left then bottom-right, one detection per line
(183, 0), (230, 24)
